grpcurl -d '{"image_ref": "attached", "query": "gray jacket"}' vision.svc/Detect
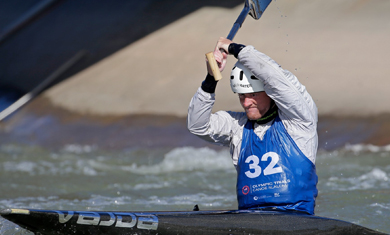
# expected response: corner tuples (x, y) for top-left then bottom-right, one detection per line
(187, 46), (318, 167)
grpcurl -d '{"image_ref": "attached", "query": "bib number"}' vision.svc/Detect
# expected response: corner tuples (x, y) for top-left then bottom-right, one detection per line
(245, 152), (283, 179)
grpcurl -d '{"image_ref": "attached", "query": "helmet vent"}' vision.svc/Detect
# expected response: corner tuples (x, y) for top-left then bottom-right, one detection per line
(231, 66), (237, 80)
(251, 75), (259, 80)
(240, 71), (244, 81)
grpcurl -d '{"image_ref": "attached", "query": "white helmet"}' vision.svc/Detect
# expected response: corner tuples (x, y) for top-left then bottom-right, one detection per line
(230, 61), (264, 94)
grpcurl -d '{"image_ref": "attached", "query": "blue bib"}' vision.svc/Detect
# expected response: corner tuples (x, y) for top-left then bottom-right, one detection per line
(236, 116), (318, 214)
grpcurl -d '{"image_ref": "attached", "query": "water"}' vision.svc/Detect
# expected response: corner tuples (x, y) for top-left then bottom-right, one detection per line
(0, 143), (389, 234)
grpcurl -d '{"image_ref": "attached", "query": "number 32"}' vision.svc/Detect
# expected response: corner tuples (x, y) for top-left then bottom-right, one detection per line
(245, 152), (283, 178)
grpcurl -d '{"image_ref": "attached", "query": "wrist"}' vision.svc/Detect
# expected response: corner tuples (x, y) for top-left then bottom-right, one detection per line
(228, 43), (246, 59)
(201, 73), (218, 93)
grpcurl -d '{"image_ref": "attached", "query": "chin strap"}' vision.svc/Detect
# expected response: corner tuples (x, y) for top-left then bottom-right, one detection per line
(255, 100), (278, 125)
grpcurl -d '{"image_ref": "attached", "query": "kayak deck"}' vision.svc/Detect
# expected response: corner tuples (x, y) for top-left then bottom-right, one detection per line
(0, 208), (385, 235)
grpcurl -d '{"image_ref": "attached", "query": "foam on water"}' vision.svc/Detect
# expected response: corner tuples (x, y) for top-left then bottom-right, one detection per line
(121, 147), (234, 174)
(345, 143), (390, 154)
(2, 157), (103, 176)
(62, 144), (97, 154)
(326, 168), (389, 191)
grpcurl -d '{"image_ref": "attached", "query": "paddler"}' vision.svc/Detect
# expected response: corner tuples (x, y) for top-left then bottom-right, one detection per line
(187, 37), (318, 215)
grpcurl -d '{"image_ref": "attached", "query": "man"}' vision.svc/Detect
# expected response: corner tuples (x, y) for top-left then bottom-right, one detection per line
(187, 37), (318, 215)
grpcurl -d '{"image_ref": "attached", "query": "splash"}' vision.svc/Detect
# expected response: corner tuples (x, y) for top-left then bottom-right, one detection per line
(326, 168), (389, 191)
(121, 147), (234, 174)
(345, 144), (390, 154)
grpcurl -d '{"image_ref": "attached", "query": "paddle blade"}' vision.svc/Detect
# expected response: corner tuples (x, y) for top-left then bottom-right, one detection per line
(248, 0), (272, 20)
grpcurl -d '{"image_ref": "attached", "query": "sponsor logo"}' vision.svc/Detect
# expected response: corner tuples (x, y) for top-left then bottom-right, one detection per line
(242, 185), (250, 195)
(54, 210), (158, 230)
(232, 83), (253, 88)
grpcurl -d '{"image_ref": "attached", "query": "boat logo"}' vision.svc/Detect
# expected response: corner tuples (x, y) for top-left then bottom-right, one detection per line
(242, 185), (250, 195)
(54, 210), (158, 230)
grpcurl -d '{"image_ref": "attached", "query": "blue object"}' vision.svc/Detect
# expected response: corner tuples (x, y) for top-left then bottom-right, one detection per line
(236, 115), (318, 214)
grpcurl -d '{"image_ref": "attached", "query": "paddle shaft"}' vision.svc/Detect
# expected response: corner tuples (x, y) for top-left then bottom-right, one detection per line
(205, 4), (252, 81)
(206, 0), (272, 81)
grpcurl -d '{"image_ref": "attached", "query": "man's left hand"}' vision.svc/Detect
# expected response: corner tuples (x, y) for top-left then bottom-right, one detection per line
(213, 37), (233, 72)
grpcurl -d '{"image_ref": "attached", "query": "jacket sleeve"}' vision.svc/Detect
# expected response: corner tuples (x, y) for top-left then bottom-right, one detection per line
(238, 46), (318, 163)
(187, 87), (245, 147)
(238, 46), (318, 124)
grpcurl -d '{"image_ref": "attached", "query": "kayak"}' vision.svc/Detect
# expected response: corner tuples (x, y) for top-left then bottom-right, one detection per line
(1, 208), (385, 235)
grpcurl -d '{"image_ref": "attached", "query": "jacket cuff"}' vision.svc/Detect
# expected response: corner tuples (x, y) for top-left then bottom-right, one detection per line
(201, 73), (218, 93)
(228, 43), (246, 59)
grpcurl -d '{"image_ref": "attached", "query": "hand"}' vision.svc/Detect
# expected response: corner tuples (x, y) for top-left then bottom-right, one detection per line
(215, 37), (232, 55)
(214, 37), (233, 71)
(207, 37), (233, 74)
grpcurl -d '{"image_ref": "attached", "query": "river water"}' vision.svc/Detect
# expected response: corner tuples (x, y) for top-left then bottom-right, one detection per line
(0, 142), (389, 234)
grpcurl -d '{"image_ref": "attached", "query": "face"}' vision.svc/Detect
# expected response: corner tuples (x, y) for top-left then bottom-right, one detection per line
(239, 92), (272, 120)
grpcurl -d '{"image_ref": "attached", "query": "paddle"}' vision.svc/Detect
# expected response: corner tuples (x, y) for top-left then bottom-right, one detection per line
(205, 0), (272, 81)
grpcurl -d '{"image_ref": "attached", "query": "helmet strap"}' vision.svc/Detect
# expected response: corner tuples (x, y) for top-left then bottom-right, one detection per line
(255, 100), (278, 125)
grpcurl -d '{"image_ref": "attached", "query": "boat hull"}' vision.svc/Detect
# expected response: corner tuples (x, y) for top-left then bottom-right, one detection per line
(0, 208), (384, 235)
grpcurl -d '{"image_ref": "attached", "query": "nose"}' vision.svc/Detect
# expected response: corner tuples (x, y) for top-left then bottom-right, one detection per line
(241, 96), (254, 108)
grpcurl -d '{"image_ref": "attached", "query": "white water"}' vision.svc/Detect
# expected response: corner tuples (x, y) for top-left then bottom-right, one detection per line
(0, 144), (389, 234)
